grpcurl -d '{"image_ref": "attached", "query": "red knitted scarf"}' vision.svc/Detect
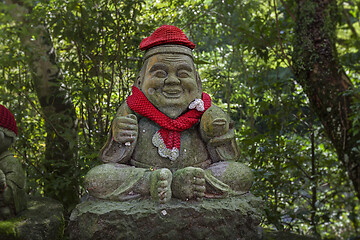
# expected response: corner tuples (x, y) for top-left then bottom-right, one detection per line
(127, 86), (211, 160)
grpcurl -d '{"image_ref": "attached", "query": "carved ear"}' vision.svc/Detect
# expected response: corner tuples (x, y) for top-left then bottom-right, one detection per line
(135, 75), (142, 89)
(10, 135), (16, 145)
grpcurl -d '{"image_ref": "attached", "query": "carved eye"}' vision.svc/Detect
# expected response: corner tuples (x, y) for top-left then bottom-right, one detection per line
(154, 70), (167, 78)
(178, 70), (190, 78)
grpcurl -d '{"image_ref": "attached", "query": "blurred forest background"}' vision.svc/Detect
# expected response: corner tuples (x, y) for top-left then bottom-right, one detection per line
(1, 0), (360, 238)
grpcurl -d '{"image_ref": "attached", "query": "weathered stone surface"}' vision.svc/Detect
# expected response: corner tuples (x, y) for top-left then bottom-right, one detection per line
(0, 196), (64, 240)
(69, 193), (263, 240)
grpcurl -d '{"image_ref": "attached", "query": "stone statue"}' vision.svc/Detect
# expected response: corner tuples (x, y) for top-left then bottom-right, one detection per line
(0, 104), (27, 219)
(85, 25), (253, 203)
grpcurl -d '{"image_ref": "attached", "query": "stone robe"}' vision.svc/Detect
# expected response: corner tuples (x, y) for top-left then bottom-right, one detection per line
(0, 150), (27, 216)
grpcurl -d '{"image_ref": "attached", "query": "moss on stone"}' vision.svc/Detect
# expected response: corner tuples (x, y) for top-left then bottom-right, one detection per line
(0, 196), (64, 240)
(0, 216), (25, 239)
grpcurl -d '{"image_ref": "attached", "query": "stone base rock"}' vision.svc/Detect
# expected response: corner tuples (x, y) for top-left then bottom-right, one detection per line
(69, 193), (263, 240)
(0, 196), (64, 240)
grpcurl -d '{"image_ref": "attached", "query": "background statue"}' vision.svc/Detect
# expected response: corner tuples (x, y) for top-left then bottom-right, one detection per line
(0, 104), (27, 219)
(85, 25), (253, 203)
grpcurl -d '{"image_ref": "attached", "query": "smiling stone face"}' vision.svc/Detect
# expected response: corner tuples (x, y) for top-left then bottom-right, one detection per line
(140, 53), (202, 119)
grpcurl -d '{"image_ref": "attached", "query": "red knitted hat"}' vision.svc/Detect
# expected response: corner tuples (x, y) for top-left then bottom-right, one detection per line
(0, 105), (17, 136)
(140, 25), (195, 51)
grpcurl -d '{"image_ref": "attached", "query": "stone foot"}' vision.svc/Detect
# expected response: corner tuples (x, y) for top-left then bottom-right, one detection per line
(150, 168), (172, 203)
(172, 167), (206, 201)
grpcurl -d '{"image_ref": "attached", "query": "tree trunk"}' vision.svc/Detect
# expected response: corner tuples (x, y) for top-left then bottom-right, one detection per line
(293, 0), (360, 199)
(6, 1), (79, 211)
(28, 25), (80, 211)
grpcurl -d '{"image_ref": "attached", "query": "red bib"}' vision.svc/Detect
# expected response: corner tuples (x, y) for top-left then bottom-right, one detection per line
(127, 86), (211, 160)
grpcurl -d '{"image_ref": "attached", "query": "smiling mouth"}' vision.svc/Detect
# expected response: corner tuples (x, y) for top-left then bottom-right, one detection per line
(162, 89), (183, 98)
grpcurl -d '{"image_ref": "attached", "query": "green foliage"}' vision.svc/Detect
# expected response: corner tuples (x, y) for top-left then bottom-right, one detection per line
(1, 0), (360, 238)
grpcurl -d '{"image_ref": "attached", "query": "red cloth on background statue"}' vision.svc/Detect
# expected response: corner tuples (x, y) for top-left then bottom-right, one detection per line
(0, 105), (17, 136)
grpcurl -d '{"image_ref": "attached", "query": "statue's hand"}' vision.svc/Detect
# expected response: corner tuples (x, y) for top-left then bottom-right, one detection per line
(112, 114), (138, 144)
(200, 106), (230, 141)
(0, 170), (6, 192)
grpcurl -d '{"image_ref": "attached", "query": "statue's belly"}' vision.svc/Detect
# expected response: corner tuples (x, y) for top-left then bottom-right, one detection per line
(132, 118), (209, 170)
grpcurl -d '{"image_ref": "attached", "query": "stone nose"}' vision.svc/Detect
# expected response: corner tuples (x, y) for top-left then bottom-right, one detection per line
(164, 73), (181, 85)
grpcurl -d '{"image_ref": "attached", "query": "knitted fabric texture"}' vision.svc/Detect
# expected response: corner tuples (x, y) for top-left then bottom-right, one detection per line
(0, 105), (17, 136)
(127, 86), (211, 160)
(140, 25), (195, 51)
